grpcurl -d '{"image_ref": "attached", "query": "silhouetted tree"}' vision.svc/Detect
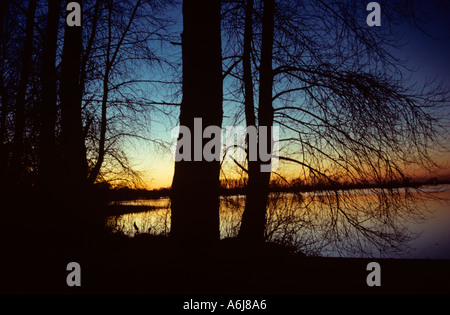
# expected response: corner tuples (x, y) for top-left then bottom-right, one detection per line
(10, 0), (37, 186)
(238, 0), (275, 243)
(0, 0), (176, 190)
(221, 0), (449, 248)
(170, 0), (223, 243)
(87, 0), (142, 184)
(38, 0), (61, 188)
(60, 0), (87, 189)
(0, 0), (11, 181)
(81, 0), (175, 187)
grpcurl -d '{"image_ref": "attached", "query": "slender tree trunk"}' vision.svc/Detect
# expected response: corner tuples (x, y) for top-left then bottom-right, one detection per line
(243, 0), (255, 129)
(78, 0), (100, 171)
(170, 0), (223, 244)
(0, 79), (7, 182)
(60, 0), (87, 189)
(10, 0), (37, 185)
(0, 0), (10, 181)
(39, 0), (61, 188)
(87, 0), (111, 184)
(238, 0), (275, 243)
(87, 67), (109, 184)
(87, 0), (140, 184)
(80, 0), (101, 95)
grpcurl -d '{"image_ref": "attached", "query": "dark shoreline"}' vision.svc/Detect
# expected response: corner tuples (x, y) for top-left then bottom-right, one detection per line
(101, 180), (450, 201)
(1, 182), (449, 295)
(2, 233), (449, 295)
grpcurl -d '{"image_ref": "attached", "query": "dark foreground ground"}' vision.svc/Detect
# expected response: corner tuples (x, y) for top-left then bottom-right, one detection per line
(1, 188), (449, 297)
(2, 232), (449, 296)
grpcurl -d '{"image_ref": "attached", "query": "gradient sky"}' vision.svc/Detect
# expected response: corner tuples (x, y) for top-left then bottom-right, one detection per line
(126, 2), (450, 189)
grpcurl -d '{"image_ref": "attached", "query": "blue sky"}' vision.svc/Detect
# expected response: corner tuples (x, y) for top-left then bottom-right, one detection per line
(127, 1), (450, 189)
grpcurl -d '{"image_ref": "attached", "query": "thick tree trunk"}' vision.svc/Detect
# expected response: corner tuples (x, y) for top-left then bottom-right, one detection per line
(39, 0), (61, 188)
(60, 0), (87, 189)
(10, 0), (37, 185)
(238, 0), (275, 243)
(170, 0), (223, 244)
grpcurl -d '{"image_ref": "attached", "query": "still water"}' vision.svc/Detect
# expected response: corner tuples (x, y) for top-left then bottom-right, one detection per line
(106, 185), (450, 259)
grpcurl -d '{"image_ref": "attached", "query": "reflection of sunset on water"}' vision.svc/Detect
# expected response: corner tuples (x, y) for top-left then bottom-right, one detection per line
(106, 185), (450, 259)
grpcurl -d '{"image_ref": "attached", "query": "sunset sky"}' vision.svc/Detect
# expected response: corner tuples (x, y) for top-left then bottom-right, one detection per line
(125, 3), (450, 190)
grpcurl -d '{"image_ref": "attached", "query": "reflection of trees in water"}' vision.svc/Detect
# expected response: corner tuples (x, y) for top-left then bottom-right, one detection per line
(106, 208), (171, 238)
(220, 196), (245, 239)
(107, 188), (432, 258)
(264, 189), (431, 258)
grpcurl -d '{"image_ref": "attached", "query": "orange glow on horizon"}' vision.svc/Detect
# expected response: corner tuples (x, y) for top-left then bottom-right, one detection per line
(123, 141), (450, 190)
